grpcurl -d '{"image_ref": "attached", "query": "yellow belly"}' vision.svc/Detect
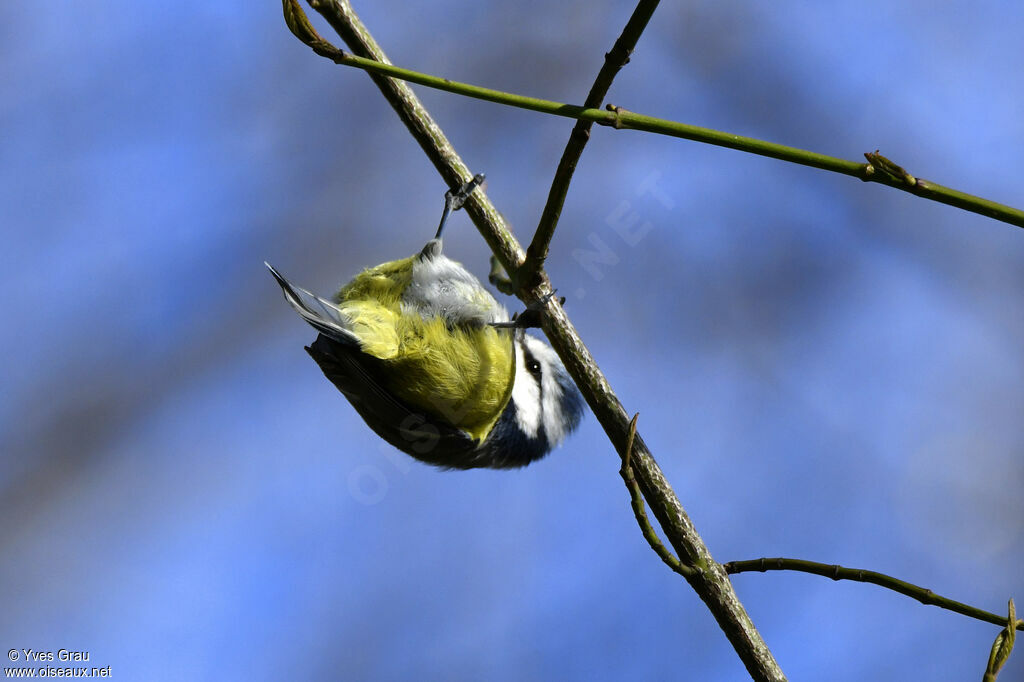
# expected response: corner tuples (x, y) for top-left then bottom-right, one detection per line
(334, 258), (516, 443)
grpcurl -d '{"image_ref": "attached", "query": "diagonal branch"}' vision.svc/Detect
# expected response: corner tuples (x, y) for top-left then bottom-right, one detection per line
(723, 557), (1024, 631)
(281, 9), (1024, 230)
(289, 0), (524, 269)
(521, 0), (661, 286)
(290, 1), (786, 679)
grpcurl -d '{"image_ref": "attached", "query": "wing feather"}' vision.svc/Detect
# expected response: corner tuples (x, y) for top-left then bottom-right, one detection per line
(306, 335), (487, 468)
(266, 262), (360, 347)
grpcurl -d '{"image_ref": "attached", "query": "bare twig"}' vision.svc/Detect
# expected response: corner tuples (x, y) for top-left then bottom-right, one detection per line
(290, 1), (786, 679)
(723, 558), (1024, 632)
(282, 4), (1024, 230)
(521, 0), (661, 286)
(619, 413), (694, 579)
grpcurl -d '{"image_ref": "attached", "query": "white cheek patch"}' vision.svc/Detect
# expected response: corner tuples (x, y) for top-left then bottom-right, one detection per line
(511, 341), (541, 438)
(540, 366), (569, 445)
(521, 336), (570, 445)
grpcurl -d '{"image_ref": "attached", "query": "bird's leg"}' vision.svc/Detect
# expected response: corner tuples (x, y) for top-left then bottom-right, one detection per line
(434, 173), (486, 240)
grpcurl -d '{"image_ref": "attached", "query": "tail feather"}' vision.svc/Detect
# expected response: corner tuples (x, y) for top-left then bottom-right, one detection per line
(265, 262), (359, 347)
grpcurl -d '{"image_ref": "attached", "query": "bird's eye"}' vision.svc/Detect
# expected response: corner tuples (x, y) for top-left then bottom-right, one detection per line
(527, 360), (542, 376)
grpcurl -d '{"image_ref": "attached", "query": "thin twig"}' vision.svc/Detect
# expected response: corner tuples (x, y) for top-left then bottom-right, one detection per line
(291, 2), (786, 680)
(521, 0), (661, 286)
(620, 413), (694, 578)
(282, 7), (1024, 230)
(723, 558), (1024, 632)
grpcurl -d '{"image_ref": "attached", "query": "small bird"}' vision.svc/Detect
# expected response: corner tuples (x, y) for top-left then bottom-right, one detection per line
(267, 175), (583, 469)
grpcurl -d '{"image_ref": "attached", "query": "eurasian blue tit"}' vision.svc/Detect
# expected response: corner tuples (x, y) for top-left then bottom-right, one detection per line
(267, 175), (583, 469)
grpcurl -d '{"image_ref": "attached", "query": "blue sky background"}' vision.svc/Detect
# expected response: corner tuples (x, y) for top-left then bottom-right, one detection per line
(2, 2), (1022, 680)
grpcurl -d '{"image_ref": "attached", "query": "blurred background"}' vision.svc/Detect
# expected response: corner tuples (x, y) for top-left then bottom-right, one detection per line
(2, 1), (1022, 680)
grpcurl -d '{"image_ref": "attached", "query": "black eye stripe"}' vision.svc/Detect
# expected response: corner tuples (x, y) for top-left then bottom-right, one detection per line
(522, 347), (543, 378)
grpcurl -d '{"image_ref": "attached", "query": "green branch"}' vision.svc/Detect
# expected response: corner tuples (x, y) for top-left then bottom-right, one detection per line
(522, 0), (661, 286)
(723, 557), (1024, 631)
(283, 4), (1024, 230)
